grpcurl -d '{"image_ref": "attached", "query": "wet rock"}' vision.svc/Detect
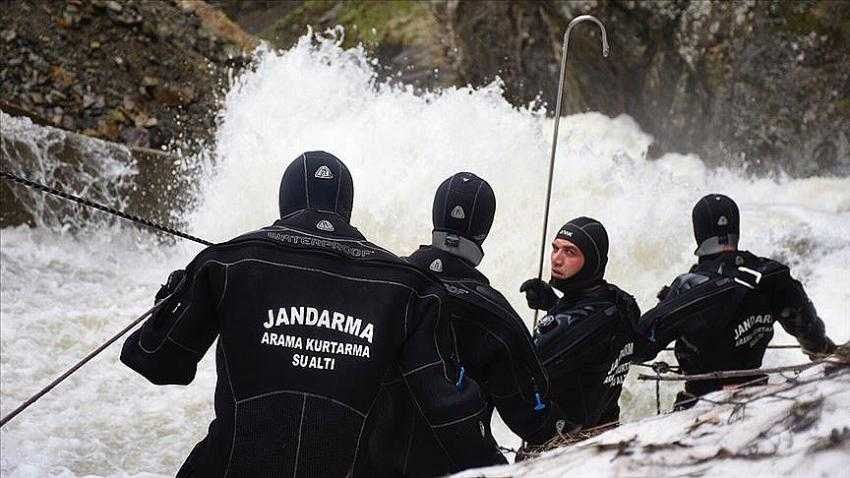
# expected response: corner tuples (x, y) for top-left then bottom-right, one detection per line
(62, 6), (83, 27)
(107, 108), (127, 123)
(115, 13), (143, 26)
(142, 76), (160, 87)
(45, 89), (67, 105)
(153, 84), (196, 106)
(49, 66), (76, 89)
(27, 53), (49, 71)
(427, 0), (850, 176)
(1, 29), (17, 43)
(82, 94), (105, 109)
(1, 0), (255, 152)
(61, 115), (75, 130)
(157, 24), (174, 39)
(120, 126), (150, 147)
(122, 95), (136, 111)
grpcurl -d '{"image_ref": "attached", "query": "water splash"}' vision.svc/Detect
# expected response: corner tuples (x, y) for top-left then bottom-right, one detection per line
(1, 112), (137, 231)
(1, 33), (848, 475)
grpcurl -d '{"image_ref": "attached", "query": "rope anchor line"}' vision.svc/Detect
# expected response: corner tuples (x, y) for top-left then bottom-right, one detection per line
(636, 360), (833, 382)
(0, 170), (213, 428)
(0, 304), (160, 428)
(0, 170), (212, 246)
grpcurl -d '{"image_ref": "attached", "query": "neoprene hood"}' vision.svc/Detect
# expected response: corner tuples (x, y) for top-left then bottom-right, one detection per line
(279, 151), (354, 221)
(431, 172), (496, 266)
(692, 194), (739, 256)
(550, 216), (609, 292)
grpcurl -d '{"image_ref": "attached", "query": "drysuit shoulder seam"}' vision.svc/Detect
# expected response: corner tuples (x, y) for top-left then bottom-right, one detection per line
(202, 258), (422, 293)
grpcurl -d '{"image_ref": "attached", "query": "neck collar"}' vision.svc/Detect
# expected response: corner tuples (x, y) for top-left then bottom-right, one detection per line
(695, 235), (739, 256)
(431, 231), (484, 266)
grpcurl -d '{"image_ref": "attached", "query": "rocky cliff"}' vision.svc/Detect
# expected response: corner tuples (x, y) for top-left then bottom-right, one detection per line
(243, 0), (850, 177)
(438, 0), (850, 176)
(2, 1), (848, 176)
(0, 0), (255, 151)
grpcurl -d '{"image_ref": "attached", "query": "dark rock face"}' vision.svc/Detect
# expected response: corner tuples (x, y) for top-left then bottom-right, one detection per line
(1, 113), (195, 230)
(433, 0), (850, 176)
(0, 0), (255, 152)
(3, 0), (846, 178)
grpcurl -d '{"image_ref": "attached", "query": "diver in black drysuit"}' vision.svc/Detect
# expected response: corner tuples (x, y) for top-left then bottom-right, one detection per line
(520, 217), (646, 429)
(365, 173), (563, 477)
(638, 194), (837, 409)
(121, 152), (498, 477)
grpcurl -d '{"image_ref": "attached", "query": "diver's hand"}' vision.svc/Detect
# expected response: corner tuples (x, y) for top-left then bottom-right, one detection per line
(803, 337), (837, 361)
(520, 278), (557, 311)
(155, 269), (186, 304)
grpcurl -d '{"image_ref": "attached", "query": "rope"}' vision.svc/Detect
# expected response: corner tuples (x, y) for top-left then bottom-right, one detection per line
(633, 351), (806, 415)
(636, 360), (828, 382)
(662, 344), (801, 352)
(1, 170), (212, 246)
(0, 303), (160, 428)
(0, 170), (213, 427)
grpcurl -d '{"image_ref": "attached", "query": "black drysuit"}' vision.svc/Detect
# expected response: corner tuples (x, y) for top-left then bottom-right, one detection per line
(638, 250), (834, 403)
(121, 211), (497, 477)
(533, 283), (643, 428)
(365, 246), (558, 477)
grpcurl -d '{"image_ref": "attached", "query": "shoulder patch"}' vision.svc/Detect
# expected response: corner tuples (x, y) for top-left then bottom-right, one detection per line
(316, 220), (335, 232)
(429, 259), (443, 273)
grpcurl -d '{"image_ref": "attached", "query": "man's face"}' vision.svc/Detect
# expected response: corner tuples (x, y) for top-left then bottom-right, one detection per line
(551, 238), (584, 280)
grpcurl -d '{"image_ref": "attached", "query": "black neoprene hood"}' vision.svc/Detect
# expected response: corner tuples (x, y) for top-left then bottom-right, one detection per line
(279, 151), (354, 221)
(551, 216), (609, 291)
(432, 172), (496, 246)
(692, 194), (740, 256)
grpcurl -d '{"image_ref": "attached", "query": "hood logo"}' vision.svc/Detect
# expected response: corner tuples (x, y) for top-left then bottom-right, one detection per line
(314, 165), (334, 179)
(429, 259), (443, 272)
(717, 215), (728, 226)
(462, 176), (471, 182)
(316, 220), (335, 232)
(559, 229), (573, 237)
(451, 205), (465, 219)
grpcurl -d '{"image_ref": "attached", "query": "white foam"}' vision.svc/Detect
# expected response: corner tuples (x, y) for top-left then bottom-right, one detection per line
(2, 34), (848, 475)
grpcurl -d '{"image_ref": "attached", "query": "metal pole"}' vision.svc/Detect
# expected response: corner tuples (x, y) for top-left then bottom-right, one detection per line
(534, 16), (609, 327)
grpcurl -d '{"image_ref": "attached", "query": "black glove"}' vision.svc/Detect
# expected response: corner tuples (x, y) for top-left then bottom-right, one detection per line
(803, 337), (837, 361)
(155, 269), (186, 304)
(520, 278), (557, 311)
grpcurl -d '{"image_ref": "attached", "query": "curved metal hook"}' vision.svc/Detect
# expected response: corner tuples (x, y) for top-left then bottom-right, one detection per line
(564, 15), (610, 61)
(533, 15), (609, 327)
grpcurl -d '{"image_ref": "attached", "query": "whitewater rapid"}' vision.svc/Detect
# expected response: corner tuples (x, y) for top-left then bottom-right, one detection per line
(2, 35), (848, 476)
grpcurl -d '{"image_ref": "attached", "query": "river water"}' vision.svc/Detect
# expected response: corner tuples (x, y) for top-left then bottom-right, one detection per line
(2, 36), (848, 476)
